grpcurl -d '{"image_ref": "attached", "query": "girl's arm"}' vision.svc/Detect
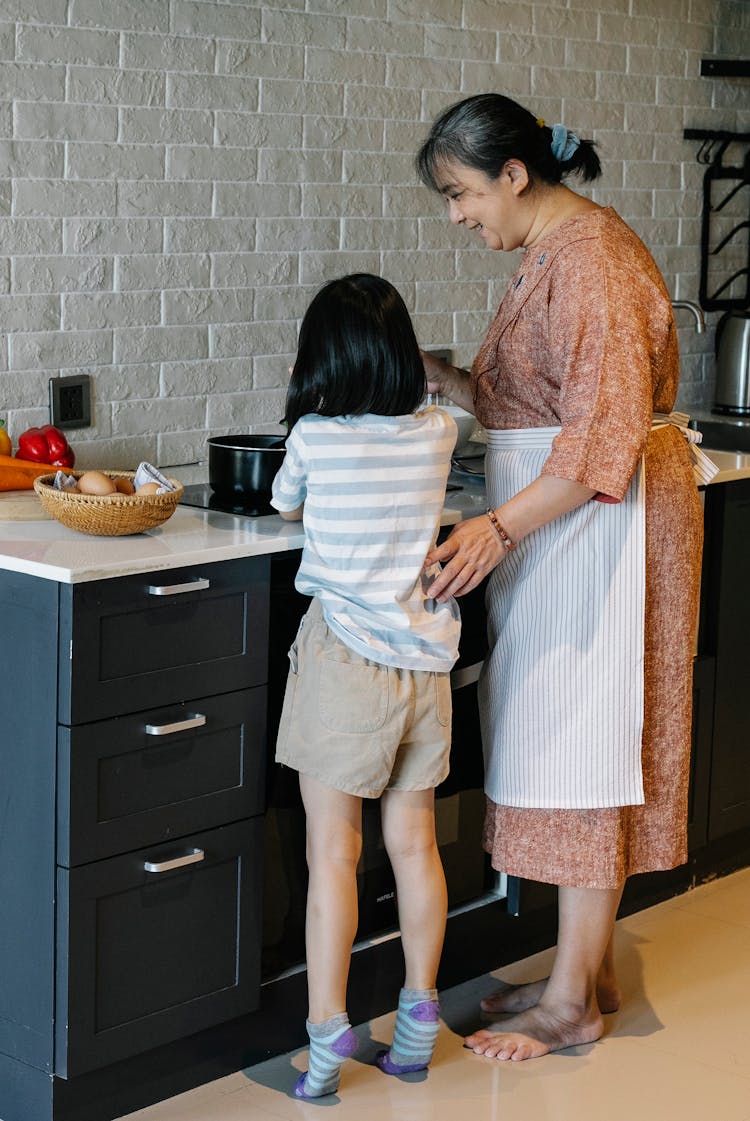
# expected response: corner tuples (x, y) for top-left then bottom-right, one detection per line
(425, 474), (596, 601)
(421, 350), (476, 414)
(279, 502), (304, 521)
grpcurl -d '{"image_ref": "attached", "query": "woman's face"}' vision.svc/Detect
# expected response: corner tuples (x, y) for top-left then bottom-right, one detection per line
(435, 160), (530, 252)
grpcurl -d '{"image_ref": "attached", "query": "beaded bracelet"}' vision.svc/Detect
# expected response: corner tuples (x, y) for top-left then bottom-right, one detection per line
(486, 507), (516, 551)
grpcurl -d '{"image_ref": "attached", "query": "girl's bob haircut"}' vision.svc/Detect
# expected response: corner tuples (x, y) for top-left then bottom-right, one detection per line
(283, 273), (425, 429)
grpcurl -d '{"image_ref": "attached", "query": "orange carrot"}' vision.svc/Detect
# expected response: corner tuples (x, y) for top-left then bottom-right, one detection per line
(0, 454), (74, 491)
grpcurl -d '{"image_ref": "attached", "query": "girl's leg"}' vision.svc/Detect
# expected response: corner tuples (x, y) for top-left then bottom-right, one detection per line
(466, 883), (624, 1061)
(295, 773), (362, 1098)
(376, 787), (447, 1074)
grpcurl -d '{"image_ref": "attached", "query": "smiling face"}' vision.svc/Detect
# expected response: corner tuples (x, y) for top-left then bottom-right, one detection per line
(435, 159), (532, 252)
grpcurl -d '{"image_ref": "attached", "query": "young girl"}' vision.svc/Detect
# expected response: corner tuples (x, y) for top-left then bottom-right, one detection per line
(270, 273), (461, 1099)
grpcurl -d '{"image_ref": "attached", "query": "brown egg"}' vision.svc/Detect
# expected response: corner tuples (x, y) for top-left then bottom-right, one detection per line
(78, 470), (117, 496)
(136, 481), (161, 495)
(114, 477), (136, 494)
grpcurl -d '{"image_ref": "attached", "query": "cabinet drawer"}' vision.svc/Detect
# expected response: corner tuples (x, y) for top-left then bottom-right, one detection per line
(57, 688), (266, 866)
(58, 557), (270, 724)
(55, 819), (261, 1079)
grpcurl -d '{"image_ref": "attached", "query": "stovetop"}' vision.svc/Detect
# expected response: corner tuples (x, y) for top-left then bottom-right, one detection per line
(179, 483), (276, 518)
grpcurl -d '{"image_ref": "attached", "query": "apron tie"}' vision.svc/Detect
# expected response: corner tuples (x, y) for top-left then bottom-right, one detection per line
(651, 412), (720, 487)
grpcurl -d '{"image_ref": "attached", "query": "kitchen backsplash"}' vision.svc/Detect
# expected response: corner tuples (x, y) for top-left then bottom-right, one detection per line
(0, 0), (748, 469)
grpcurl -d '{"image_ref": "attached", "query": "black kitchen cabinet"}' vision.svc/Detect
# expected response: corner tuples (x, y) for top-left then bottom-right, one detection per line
(0, 556), (269, 1121)
(703, 478), (750, 840)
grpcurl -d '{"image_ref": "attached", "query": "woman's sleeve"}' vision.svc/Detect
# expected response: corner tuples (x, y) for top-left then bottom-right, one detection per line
(540, 246), (667, 501)
(270, 424), (308, 512)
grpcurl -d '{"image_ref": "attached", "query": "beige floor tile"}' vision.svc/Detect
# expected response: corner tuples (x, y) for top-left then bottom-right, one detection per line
(117, 868), (750, 1121)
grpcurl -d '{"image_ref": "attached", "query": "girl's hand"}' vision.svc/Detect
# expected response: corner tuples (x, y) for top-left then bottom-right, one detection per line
(424, 514), (507, 600)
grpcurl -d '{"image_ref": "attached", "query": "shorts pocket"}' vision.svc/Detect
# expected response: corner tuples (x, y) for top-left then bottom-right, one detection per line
(318, 658), (388, 734)
(435, 672), (452, 728)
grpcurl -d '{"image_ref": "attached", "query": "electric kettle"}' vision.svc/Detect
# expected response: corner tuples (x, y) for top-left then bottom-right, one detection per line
(714, 310), (750, 415)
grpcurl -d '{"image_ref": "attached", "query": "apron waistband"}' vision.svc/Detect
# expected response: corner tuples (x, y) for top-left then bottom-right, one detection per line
(484, 413), (719, 486)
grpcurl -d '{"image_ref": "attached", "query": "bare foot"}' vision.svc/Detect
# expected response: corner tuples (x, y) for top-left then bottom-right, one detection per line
(465, 1004), (604, 1061)
(480, 977), (621, 1016)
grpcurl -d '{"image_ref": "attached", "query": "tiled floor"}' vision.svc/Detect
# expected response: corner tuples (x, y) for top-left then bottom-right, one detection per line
(120, 866), (750, 1121)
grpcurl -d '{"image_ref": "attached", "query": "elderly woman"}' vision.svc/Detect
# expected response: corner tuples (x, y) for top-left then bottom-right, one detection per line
(418, 93), (704, 1061)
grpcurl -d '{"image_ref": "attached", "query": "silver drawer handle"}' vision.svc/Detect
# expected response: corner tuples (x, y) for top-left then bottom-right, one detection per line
(144, 848), (205, 874)
(145, 714), (206, 736)
(147, 578), (210, 596)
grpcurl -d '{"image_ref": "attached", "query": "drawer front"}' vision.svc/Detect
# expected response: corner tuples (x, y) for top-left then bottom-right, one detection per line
(58, 688), (267, 866)
(56, 819), (262, 1079)
(58, 556), (270, 724)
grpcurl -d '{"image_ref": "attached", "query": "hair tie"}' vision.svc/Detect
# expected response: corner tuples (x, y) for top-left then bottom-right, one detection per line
(536, 117), (545, 128)
(550, 123), (581, 163)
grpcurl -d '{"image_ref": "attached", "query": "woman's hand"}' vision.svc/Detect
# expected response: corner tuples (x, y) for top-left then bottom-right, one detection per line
(425, 514), (506, 601)
(419, 350), (476, 412)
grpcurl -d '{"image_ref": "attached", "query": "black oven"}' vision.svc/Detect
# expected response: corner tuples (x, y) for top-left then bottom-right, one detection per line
(261, 548), (491, 980)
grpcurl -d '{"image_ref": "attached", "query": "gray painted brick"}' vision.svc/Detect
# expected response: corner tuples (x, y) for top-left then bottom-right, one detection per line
(118, 253), (211, 292)
(262, 9), (346, 49)
(0, 140), (63, 179)
(12, 255), (111, 293)
(167, 73), (259, 112)
(303, 185), (382, 219)
(344, 84), (420, 120)
(9, 329), (112, 371)
(14, 101), (118, 141)
(299, 251), (379, 286)
(259, 78), (343, 116)
(64, 217), (163, 254)
(215, 111), (303, 149)
(68, 65), (165, 107)
(111, 396), (206, 436)
(117, 180), (212, 217)
(70, 0), (170, 33)
(161, 357), (253, 397)
(0, 293), (59, 332)
(0, 21), (14, 59)
(0, 63), (65, 102)
(255, 218), (339, 253)
(166, 217), (256, 254)
(341, 217), (419, 251)
(303, 114), (382, 151)
(209, 319), (298, 360)
(213, 182), (301, 218)
(120, 108), (214, 145)
(0, 0), (67, 21)
(216, 40), (303, 79)
(258, 148), (341, 183)
(207, 388), (287, 429)
(16, 24), (119, 67)
(0, 218), (62, 254)
(163, 287), (251, 326)
(167, 145), (257, 181)
(120, 32), (215, 73)
(210, 251), (297, 289)
(114, 325), (208, 364)
(14, 180), (117, 218)
(346, 17), (423, 55)
(67, 142), (165, 181)
(63, 291), (161, 330)
(305, 47), (384, 84)
(172, 1), (262, 40)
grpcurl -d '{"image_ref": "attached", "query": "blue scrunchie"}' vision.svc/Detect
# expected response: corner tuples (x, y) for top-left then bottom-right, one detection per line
(551, 123), (581, 163)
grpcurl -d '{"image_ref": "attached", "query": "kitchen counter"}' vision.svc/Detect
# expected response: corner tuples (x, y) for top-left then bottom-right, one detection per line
(0, 448), (745, 584)
(0, 473), (487, 584)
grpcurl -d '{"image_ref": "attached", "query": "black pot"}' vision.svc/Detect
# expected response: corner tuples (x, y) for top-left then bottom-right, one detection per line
(207, 434), (287, 512)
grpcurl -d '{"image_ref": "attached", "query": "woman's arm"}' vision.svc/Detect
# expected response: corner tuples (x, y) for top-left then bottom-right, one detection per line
(425, 474), (596, 601)
(421, 350), (476, 414)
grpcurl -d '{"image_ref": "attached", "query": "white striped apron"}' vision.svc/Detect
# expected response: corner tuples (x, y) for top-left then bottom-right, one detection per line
(479, 415), (717, 810)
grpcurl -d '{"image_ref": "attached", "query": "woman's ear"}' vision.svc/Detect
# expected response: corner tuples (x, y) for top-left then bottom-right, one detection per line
(503, 159), (530, 195)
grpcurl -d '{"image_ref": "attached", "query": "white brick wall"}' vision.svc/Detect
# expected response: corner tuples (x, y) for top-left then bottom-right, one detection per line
(0, 0), (747, 469)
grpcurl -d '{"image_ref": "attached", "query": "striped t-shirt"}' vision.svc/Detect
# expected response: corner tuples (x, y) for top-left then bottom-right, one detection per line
(270, 409), (461, 672)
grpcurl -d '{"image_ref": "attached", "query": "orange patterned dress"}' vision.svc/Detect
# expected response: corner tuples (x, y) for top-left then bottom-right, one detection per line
(474, 207), (703, 889)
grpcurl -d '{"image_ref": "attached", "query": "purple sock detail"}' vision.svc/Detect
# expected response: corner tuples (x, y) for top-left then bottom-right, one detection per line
(294, 1072), (314, 1099)
(408, 1000), (440, 1023)
(375, 1049), (427, 1076)
(330, 1027), (358, 1059)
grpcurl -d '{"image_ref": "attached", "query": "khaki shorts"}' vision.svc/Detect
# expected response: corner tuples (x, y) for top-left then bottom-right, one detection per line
(275, 599), (452, 798)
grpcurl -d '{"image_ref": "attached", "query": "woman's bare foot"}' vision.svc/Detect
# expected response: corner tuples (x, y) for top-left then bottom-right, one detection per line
(480, 977), (621, 1016)
(465, 1004), (604, 1061)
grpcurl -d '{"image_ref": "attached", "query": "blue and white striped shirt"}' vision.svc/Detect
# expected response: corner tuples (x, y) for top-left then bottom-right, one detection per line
(271, 409), (461, 672)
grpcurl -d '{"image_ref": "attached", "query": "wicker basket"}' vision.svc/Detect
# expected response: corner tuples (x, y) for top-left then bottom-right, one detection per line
(34, 471), (184, 537)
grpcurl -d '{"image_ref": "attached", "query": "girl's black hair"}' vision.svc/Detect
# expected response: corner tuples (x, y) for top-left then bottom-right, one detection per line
(283, 273), (426, 429)
(416, 92), (601, 191)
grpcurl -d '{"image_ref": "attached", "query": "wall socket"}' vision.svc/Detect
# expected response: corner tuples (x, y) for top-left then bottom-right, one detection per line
(49, 375), (92, 429)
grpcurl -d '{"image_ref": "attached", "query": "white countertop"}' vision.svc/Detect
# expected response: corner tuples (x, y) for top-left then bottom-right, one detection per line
(0, 449), (745, 585)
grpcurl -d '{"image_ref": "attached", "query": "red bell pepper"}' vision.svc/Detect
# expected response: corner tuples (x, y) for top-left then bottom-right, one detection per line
(16, 424), (75, 468)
